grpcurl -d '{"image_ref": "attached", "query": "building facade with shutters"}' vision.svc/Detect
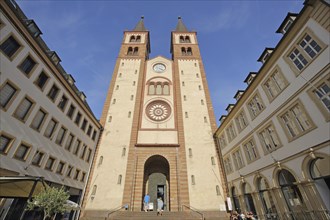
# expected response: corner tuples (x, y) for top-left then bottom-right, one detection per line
(81, 17), (227, 218)
(215, 0), (329, 219)
(0, 1), (102, 219)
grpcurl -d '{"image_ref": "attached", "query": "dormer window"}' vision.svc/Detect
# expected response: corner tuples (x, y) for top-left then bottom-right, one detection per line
(244, 72), (257, 85)
(283, 20), (293, 34)
(226, 104), (235, 113)
(258, 48), (274, 64)
(234, 90), (245, 101)
(24, 20), (42, 38)
(276, 13), (298, 35)
(47, 51), (61, 65)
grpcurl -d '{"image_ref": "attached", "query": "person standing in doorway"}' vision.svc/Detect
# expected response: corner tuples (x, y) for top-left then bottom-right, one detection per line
(157, 197), (164, 216)
(143, 193), (150, 212)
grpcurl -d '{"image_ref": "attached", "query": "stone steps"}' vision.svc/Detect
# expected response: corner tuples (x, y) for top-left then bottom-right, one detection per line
(81, 211), (229, 220)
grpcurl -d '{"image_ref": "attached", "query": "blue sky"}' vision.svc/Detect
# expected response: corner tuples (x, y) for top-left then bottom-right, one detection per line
(17, 0), (303, 125)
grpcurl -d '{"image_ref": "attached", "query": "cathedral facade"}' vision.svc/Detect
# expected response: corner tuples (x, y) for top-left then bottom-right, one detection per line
(82, 18), (227, 216)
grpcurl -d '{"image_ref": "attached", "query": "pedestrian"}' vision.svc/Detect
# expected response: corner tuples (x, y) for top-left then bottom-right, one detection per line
(157, 197), (164, 216)
(143, 193), (150, 212)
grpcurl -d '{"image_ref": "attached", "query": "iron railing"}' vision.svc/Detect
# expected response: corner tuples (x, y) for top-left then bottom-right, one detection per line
(181, 204), (204, 220)
(106, 205), (128, 220)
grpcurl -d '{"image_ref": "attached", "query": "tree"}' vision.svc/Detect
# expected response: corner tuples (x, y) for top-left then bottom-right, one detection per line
(26, 187), (70, 220)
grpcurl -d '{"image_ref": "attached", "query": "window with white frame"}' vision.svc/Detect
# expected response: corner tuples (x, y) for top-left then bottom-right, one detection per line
(223, 156), (233, 174)
(13, 97), (34, 121)
(55, 126), (67, 145)
(14, 143), (31, 160)
(258, 123), (281, 153)
(286, 30), (324, 73)
(314, 81), (330, 112)
(235, 110), (249, 132)
(247, 93), (265, 119)
(0, 134), (14, 154)
(30, 108), (47, 131)
(18, 55), (36, 76)
(263, 68), (288, 100)
(44, 118), (58, 138)
(279, 100), (314, 140)
(0, 35), (21, 58)
(32, 151), (44, 166)
(0, 82), (18, 109)
(226, 123), (237, 142)
(218, 133), (227, 149)
(65, 133), (74, 151)
(232, 148), (245, 170)
(243, 138), (259, 163)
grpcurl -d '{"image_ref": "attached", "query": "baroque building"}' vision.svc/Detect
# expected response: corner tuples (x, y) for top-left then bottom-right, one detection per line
(82, 17), (227, 218)
(215, 0), (329, 219)
(0, 1), (101, 219)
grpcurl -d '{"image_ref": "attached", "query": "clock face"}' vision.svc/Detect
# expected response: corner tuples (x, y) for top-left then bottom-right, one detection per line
(153, 63), (166, 73)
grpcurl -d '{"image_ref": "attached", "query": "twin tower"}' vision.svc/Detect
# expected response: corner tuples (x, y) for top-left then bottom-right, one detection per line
(82, 17), (226, 214)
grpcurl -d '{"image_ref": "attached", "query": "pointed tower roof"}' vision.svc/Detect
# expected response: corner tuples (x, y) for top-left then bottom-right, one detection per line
(133, 16), (147, 31)
(175, 16), (188, 32)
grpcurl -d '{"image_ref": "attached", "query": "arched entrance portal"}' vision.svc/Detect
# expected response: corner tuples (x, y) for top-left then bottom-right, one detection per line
(143, 155), (170, 211)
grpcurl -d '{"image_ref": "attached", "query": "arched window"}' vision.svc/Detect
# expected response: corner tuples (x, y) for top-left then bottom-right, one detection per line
(182, 81), (185, 86)
(156, 83), (162, 95)
(278, 169), (306, 212)
(196, 73), (199, 78)
(108, 116), (112, 122)
(310, 156), (330, 179)
(179, 36), (184, 43)
(199, 85), (202, 90)
(231, 186), (241, 211)
(183, 95), (187, 101)
(204, 117), (208, 123)
(243, 183), (257, 216)
(127, 47), (133, 55)
(201, 99), (204, 105)
(188, 148), (192, 157)
(187, 47), (192, 55)
(148, 83), (155, 95)
(216, 185), (221, 195)
(163, 84), (169, 95)
(185, 36), (191, 43)
(181, 47), (186, 56)
(136, 36), (141, 42)
(129, 36), (135, 42)
(191, 175), (195, 185)
(133, 81), (136, 86)
(112, 99), (116, 104)
(185, 112), (188, 118)
(117, 175), (122, 184)
(118, 73), (122, 78)
(211, 156), (215, 165)
(130, 95), (134, 101)
(181, 70), (184, 75)
(128, 111), (131, 118)
(257, 177), (277, 215)
(133, 47), (139, 55)
(122, 147), (126, 156)
(98, 156), (103, 167)
(116, 85), (119, 90)
(91, 185), (97, 196)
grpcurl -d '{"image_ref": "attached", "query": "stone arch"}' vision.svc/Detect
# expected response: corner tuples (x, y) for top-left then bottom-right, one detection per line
(143, 154), (170, 211)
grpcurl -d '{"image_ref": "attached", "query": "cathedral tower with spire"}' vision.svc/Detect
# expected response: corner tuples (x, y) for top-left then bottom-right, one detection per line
(82, 17), (226, 216)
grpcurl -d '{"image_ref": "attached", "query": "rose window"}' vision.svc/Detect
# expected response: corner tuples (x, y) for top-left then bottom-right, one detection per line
(146, 101), (171, 122)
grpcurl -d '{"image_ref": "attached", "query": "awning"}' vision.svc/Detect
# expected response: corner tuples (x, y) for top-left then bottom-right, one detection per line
(0, 176), (47, 198)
